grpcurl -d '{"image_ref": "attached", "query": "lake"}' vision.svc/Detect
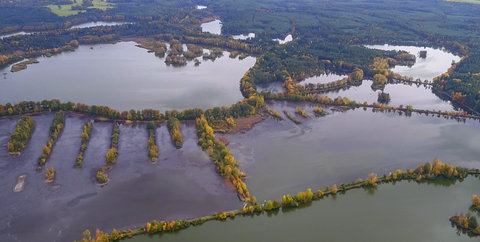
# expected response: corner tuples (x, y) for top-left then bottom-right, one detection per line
(130, 176), (480, 242)
(0, 114), (241, 242)
(0, 41), (256, 111)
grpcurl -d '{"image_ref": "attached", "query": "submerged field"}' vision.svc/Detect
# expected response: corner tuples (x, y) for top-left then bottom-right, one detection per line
(0, 114), (241, 242)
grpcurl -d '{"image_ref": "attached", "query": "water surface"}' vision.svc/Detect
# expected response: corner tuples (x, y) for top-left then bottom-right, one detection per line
(224, 101), (480, 201)
(0, 115), (241, 242)
(365, 45), (461, 81)
(130, 177), (480, 242)
(201, 20), (222, 35)
(0, 41), (255, 111)
(324, 80), (455, 111)
(301, 73), (348, 85)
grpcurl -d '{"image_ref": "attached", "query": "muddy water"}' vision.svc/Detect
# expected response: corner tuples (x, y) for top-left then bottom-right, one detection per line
(0, 114), (241, 242)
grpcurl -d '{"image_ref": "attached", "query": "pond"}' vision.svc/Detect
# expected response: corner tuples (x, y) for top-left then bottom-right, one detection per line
(365, 45), (462, 81)
(0, 41), (256, 111)
(201, 20), (222, 35)
(324, 79), (455, 111)
(300, 73), (348, 85)
(129, 176), (480, 242)
(223, 101), (480, 201)
(273, 34), (293, 44)
(232, 33), (255, 40)
(0, 114), (241, 242)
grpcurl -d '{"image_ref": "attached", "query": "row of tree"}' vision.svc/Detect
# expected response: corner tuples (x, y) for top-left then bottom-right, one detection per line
(7, 116), (35, 155)
(167, 117), (182, 148)
(38, 111), (65, 170)
(196, 115), (251, 201)
(0, 99), (258, 122)
(147, 121), (159, 162)
(75, 121), (92, 167)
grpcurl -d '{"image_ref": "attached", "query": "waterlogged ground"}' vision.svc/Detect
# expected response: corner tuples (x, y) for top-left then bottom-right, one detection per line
(0, 114), (241, 242)
(0, 41), (256, 111)
(223, 101), (480, 201)
(130, 177), (480, 242)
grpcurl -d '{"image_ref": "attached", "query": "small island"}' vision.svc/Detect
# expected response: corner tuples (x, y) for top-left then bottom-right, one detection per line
(10, 59), (39, 72)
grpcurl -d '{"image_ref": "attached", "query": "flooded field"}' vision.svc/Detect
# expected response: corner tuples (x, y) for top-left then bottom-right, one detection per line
(223, 101), (480, 201)
(0, 114), (241, 242)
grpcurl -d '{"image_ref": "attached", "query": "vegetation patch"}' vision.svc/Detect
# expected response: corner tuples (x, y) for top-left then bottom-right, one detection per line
(8, 116), (35, 155)
(37, 111), (65, 170)
(147, 121), (159, 162)
(75, 121), (92, 167)
(45, 167), (55, 183)
(283, 110), (301, 124)
(167, 117), (183, 148)
(47, 0), (114, 17)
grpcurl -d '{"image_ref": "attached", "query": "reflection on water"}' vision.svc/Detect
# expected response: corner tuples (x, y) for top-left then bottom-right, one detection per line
(225, 102), (480, 201)
(0, 41), (256, 111)
(365, 45), (461, 81)
(324, 80), (455, 111)
(301, 73), (348, 85)
(130, 177), (480, 242)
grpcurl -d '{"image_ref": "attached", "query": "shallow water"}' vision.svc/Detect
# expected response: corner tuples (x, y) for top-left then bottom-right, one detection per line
(224, 101), (480, 201)
(0, 41), (255, 111)
(365, 45), (461, 81)
(130, 177), (480, 242)
(0, 114), (241, 242)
